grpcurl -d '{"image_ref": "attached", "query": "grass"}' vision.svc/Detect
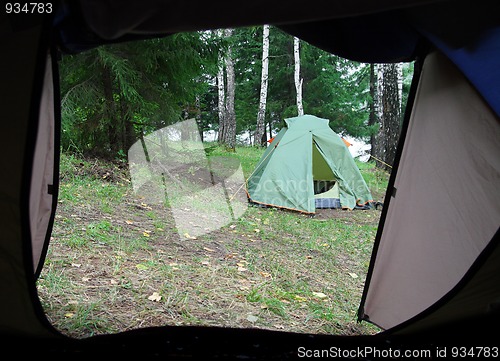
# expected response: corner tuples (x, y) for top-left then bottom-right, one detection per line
(37, 144), (388, 338)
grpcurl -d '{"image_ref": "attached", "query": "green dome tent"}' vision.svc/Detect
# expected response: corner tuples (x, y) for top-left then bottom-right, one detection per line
(246, 115), (373, 213)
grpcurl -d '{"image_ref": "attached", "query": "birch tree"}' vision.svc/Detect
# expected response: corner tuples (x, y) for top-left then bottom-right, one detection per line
(223, 28), (237, 150)
(217, 45), (226, 142)
(397, 63), (404, 111)
(216, 29), (237, 150)
(254, 24), (270, 146)
(368, 63), (378, 158)
(293, 36), (304, 116)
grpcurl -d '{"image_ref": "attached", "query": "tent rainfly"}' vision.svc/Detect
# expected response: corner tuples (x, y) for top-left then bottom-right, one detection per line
(246, 115), (373, 213)
(1, 0), (499, 357)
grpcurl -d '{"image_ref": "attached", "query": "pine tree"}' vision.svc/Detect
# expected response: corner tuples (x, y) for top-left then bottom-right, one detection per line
(60, 33), (218, 158)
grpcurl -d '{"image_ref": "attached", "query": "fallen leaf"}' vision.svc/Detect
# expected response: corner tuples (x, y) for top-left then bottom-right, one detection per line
(294, 295), (308, 302)
(136, 263), (149, 270)
(142, 232), (150, 237)
(348, 272), (358, 279)
(259, 271), (271, 278)
(183, 232), (197, 240)
(203, 247), (215, 252)
(148, 292), (162, 302)
(64, 313), (74, 318)
(236, 262), (247, 267)
(312, 292), (328, 299)
(125, 220), (134, 225)
(260, 304), (268, 309)
(237, 266), (248, 272)
(246, 314), (258, 323)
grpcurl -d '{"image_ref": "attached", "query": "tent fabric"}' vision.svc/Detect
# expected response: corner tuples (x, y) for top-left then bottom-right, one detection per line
(406, 1), (500, 118)
(358, 51), (500, 330)
(246, 115), (373, 213)
(391, 229), (500, 335)
(30, 54), (58, 275)
(0, 12), (58, 337)
(421, 27), (500, 119)
(56, 0), (434, 55)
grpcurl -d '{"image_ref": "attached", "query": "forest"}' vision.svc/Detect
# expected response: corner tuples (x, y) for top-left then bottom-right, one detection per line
(38, 25), (414, 336)
(60, 25), (412, 170)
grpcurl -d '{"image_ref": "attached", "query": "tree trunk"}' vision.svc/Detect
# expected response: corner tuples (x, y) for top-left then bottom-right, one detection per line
(255, 25), (270, 147)
(217, 32), (226, 143)
(119, 94), (135, 156)
(397, 62), (403, 112)
(195, 95), (203, 141)
(293, 36), (304, 116)
(371, 64), (385, 168)
(382, 63), (401, 169)
(102, 65), (119, 155)
(223, 28), (236, 151)
(368, 63), (378, 157)
(373, 63), (401, 172)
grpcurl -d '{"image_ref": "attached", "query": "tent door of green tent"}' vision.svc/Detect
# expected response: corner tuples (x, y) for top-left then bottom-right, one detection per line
(312, 142), (340, 208)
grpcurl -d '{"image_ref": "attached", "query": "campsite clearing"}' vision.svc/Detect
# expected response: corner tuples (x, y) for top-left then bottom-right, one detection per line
(37, 146), (387, 338)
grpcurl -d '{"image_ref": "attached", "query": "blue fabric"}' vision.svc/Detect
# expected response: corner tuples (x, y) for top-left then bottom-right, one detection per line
(423, 27), (500, 118)
(315, 198), (341, 209)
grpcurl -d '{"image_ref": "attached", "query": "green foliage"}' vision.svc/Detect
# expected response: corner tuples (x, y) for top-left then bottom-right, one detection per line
(60, 33), (219, 158)
(60, 26), (411, 156)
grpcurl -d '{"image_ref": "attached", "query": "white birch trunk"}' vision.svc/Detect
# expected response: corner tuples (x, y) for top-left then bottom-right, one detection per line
(397, 62), (403, 113)
(224, 28), (236, 150)
(293, 36), (304, 116)
(255, 24), (270, 146)
(376, 63), (384, 122)
(217, 30), (226, 143)
(217, 60), (225, 125)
